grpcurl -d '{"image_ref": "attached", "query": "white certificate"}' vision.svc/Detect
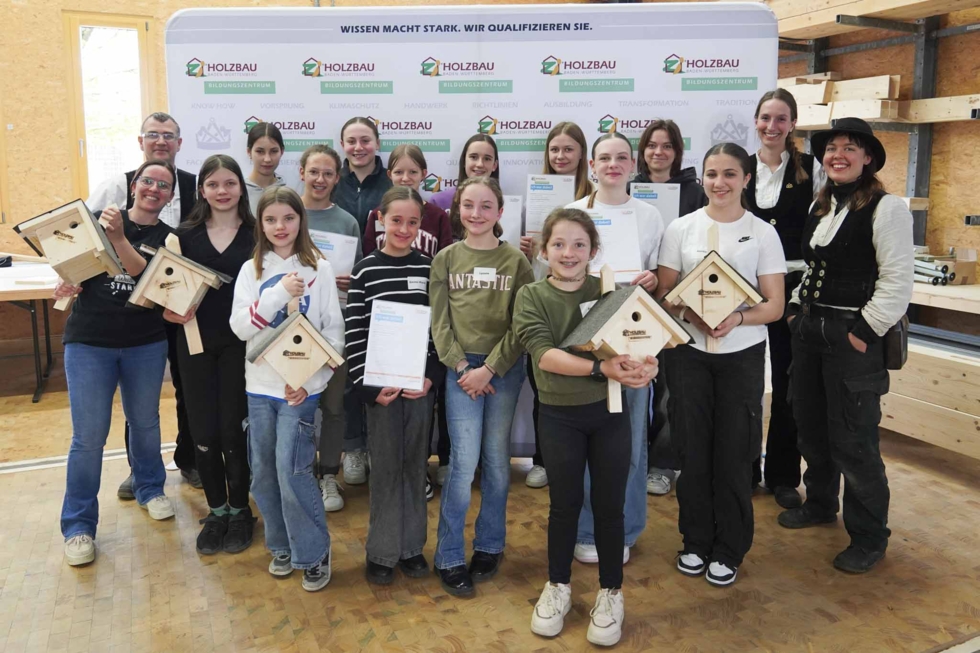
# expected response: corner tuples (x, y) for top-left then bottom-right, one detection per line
(525, 174), (575, 235)
(499, 195), (523, 248)
(309, 230), (357, 276)
(630, 182), (682, 228)
(586, 208), (643, 284)
(363, 300), (431, 391)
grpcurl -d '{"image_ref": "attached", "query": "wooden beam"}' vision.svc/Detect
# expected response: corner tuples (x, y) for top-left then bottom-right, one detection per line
(830, 99), (907, 122)
(910, 282), (980, 315)
(889, 342), (980, 415)
(904, 95), (980, 123)
(830, 75), (901, 101)
(777, 72), (842, 88)
(773, 0), (980, 40)
(880, 393), (980, 461)
(797, 103), (833, 130)
(786, 81), (834, 105)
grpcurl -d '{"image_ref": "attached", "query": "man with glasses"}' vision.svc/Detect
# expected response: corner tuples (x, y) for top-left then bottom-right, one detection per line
(87, 112), (201, 498)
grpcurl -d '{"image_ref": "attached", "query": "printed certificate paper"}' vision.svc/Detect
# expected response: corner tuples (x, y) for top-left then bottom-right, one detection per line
(363, 300), (431, 391)
(630, 182), (682, 228)
(586, 208), (643, 283)
(499, 195), (523, 248)
(525, 174), (575, 235)
(309, 230), (358, 276)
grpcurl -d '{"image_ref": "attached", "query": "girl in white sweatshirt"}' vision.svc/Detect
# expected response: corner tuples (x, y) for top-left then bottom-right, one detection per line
(230, 187), (345, 592)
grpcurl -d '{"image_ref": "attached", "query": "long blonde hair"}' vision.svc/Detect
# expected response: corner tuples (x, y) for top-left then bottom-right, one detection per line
(543, 122), (591, 201)
(252, 187), (323, 278)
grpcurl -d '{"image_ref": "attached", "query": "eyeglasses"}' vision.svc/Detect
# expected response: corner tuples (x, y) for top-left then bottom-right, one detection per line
(136, 176), (173, 191)
(141, 131), (178, 142)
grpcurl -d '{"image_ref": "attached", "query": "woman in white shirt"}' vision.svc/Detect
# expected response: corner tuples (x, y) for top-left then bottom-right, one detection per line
(778, 118), (913, 575)
(657, 142), (786, 587)
(746, 88), (827, 508)
(564, 132), (665, 565)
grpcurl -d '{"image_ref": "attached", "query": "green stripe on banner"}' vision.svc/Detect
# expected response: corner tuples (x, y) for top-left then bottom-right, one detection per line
(204, 81), (276, 94)
(284, 139), (334, 152)
(496, 139), (547, 152)
(438, 80), (513, 94)
(627, 136), (692, 150)
(558, 78), (634, 93)
(381, 139), (452, 152)
(320, 81), (394, 94)
(681, 77), (758, 91)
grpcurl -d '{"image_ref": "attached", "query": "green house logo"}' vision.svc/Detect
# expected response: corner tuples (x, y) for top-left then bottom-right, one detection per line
(663, 53), (684, 75)
(478, 115), (498, 135)
(420, 57), (440, 77)
(303, 58), (321, 77)
(243, 115), (262, 134)
(186, 58), (205, 78)
(598, 114), (618, 134)
(422, 173), (442, 193)
(541, 56), (561, 76)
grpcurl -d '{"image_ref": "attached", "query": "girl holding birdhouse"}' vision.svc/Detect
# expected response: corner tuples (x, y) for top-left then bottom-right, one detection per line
(656, 142), (787, 587)
(230, 186), (344, 593)
(346, 186), (444, 585)
(166, 154), (256, 556)
(58, 159), (180, 567)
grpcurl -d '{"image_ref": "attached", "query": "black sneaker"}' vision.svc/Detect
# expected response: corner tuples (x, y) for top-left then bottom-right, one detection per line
(196, 512), (228, 555)
(833, 546), (886, 574)
(425, 474), (434, 502)
(303, 550), (331, 592)
(223, 507), (256, 554)
(437, 565), (473, 596)
(366, 560), (395, 585)
(117, 474), (135, 500)
(468, 551), (502, 582)
(181, 468), (203, 489)
(778, 504), (837, 529)
(399, 554), (430, 578)
(773, 486), (803, 509)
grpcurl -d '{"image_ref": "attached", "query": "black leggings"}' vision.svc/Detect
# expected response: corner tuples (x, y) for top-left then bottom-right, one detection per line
(539, 399), (630, 589)
(177, 334), (249, 510)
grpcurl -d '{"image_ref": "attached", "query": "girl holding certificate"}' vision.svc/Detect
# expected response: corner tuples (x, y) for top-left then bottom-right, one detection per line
(565, 132), (664, 566)
(656, 143), (786, 587)
(165, 155), (256, 556)
(430, 134), (500, 214)
(230, 187), (345, 593)
(430, 177), (534, 596)
(514, 208), (658, 647)
(346, 186), (444, 585)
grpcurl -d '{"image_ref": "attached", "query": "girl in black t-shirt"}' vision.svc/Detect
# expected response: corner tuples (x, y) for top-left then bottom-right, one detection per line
(164, 154), (257, 556)
(59, 159), (179, 568)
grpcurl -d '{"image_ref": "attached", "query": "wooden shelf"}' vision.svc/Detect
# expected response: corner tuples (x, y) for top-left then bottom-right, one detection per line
(911, 282), (980, 315)
(772, 0), (980, 39)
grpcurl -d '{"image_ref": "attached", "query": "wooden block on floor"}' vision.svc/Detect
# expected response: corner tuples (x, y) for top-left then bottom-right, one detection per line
(889, 342), (980, 415)
(880, 392), (980, 461)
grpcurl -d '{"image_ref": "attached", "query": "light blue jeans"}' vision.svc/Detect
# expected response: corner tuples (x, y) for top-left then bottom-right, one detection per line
(577, 384), (650, 547)
(247, 395), (329, 569)
(61, 340), (168, 539)
(434, 354), (525, 570)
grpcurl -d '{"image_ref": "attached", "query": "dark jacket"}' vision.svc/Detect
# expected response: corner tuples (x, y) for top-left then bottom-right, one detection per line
(631, 167), (707, 219)
(333, 156), (393, 235)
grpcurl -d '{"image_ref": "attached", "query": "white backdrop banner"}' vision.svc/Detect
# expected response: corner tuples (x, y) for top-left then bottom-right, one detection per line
(166, 3), (777, 455)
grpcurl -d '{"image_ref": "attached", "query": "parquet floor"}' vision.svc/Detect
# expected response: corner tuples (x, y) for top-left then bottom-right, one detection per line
(1, 349), (979, 652)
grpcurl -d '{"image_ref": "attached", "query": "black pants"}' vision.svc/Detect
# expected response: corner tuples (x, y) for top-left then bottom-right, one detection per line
(526, 357), (544, 467)
(177, 333), (249, 510)
(754, 271), (803, 488)
(648, 351), (677, 471)
(125, 324), (195, 471)
(790, 311), (891, 550)
(667, 342), (765, 568)
(539, 399), (630, 589)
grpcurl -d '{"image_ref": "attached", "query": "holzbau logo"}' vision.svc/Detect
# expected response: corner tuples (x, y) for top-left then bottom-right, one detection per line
(540, 55), (617, 75)
(663, 54), (742, 74)
(420, 57), (495, 77)
(541, 56), (561, 76)
(243, 116), (316, 135)
(477, 116), (552, 135)
(366, 116), (433, 134)
(598, 115), (619, 133)
(663, 54), (684, 75)
(186, 58), (258, 78)
(423, 173), (444, 192)
(302, 57), (376, 77)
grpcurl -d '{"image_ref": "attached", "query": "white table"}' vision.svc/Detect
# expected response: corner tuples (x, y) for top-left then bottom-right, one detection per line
(0, 262), (58, 402)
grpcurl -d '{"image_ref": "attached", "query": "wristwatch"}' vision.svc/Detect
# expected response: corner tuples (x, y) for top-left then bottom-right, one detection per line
(590, 359), (606, 382)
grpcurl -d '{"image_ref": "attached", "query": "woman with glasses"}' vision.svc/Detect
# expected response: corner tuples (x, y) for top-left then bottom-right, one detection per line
(59, 159), (181, 567)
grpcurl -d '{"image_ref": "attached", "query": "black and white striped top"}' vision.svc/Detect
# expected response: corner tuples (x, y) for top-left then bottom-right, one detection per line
(345, 249), (445, 402)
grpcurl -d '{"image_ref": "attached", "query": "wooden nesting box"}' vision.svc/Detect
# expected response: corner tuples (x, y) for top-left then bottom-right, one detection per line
(246, 311), (344, 390)
(128, 245), (230, 318)
(13, 200), (124, 310)
(560, 265), (690, 412)
(664, 251), (764, 330)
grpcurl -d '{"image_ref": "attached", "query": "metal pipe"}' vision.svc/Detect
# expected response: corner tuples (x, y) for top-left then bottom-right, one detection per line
(914, 273), (940, 285)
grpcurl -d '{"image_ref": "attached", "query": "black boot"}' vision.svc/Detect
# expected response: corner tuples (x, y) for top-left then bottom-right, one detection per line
(468, 552), (502, 582)
(833, 546), (886, 573)
(366, 560), (395, 585)
(399, 554), (429, 578)
(437, 565), (473, 596)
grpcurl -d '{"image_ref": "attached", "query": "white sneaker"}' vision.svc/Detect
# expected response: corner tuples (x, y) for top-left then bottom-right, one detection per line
(677, 552), (706, 576)
(646, 472), (671, 495)
(525, 465), (548, 488)
(706, 561), (738, 586)
(319, 475), (344, 512)
(140, 495), (175, 520)
(587, 588), (625, 647)
(530, 582), (572, 637)
(574, 544), (629, 564)
(343, 450), (368, 485)
(65, 534), (95, 566)
(436, 464), (449, 486)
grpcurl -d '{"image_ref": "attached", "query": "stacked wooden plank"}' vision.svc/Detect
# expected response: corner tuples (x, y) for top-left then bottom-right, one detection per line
(778, 74), (905, 130)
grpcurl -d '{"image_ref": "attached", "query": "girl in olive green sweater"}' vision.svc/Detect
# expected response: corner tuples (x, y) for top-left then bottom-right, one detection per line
(513, 208), (657, 647)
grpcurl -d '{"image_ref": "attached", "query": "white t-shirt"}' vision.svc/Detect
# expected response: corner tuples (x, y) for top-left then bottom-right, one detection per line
(659, 208), (787, 354)
(566, 195), (664, 271)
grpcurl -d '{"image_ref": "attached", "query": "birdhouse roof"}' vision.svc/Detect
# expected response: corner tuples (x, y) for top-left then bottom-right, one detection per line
(246, 311), (344, 369)
(665, 250), (764, 306)
(14, 200), (123, 273)
(560, 285), (690, 350)
(155, 247), (233, 287)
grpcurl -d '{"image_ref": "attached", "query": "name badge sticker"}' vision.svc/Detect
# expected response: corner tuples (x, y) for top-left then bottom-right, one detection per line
(407, 276), (428, 291)
(473, 267), (496, 282)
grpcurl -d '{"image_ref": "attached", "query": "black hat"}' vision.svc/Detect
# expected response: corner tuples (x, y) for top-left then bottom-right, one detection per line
(811, 117), (886, 171)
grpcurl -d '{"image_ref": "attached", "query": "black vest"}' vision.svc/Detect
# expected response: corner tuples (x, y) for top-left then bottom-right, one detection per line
(125, 168), (197, 222)
(746, 153), (815, 262)
(799, 193), (884, 309)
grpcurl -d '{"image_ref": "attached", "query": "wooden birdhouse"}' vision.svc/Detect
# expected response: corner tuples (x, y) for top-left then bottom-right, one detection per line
(246, 310), (344, 390)
(128, 235), (231, 354)
(560, 265), (691, 413)
(13, 200), (124, 310)
(663, 250), (764, 330)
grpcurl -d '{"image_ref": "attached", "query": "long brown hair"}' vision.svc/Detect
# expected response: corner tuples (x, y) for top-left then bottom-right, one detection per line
(449, 176), (504, 240)
(379, 185), (424, 216)
(252, 187), (323, 278)
(812, 132), (885, 218)
(457, 134), (500, 182)
(180, 154), (255, 233)
(540, 208), (600, 260)
(543, 122), (591, 201)
(637, 119), (684, 180)
(703, 142), (753, 210)
(754, 88), (809, 185)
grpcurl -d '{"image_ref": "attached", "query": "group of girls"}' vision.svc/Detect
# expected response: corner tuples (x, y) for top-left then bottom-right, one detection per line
(55, 88), (912, 647)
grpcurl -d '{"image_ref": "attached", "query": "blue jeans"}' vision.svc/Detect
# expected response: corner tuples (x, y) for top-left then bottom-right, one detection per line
(247, 395), (329, 569)
(435, 354), (525, 570)
(61, 340), (168, 539)
(578, 384), (650, 547)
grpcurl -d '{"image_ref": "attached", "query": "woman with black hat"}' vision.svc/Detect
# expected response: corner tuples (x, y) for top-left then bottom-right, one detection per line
(778, 117), (913, 574)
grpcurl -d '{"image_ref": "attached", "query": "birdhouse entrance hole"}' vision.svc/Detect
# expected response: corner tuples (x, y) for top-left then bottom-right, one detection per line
(69, 222), (79, 229)
(165, 267), (174, 276)
(631, 311), (642, 322)
(293, 335), (303, 345)
(708, 273), (718, 283)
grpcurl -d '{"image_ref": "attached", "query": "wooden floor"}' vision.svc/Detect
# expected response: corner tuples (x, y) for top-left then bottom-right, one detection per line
(1, 348), (979, 652)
